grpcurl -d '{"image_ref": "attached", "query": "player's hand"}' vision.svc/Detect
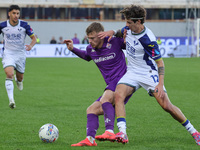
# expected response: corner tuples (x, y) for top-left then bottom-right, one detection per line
(98, 30), (114, 42)
(64, 39), (74, 51)
(25, 45), (32, 51)
(154, 83), (165, 99)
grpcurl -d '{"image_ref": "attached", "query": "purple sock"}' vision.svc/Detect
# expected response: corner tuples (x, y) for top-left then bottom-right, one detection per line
(102, 102), (115, 131)
(86, 114), (99, 138)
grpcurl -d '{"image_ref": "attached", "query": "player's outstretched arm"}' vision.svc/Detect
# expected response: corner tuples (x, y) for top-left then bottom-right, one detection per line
(25, 35), (37, 51)
(64, 39), (91, 61)
(64, 39), (74, 51)
(98, 30), (115, 41)
(98, 29), (123, 42)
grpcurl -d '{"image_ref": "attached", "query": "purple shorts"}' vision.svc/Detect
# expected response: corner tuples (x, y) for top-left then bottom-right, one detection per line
(95, 76), (132, 104)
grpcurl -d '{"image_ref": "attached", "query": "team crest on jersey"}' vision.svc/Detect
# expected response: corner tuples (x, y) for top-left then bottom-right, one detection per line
(18, 28), (22, 32)
(106, 43), (112, 49)
(91, 49), (95, 52)
(133, 40), (139, 46)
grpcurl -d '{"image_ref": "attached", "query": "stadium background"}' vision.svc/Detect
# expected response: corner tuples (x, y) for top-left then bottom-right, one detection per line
(0, 0), (199, 44)
(0, 1), (200, 149)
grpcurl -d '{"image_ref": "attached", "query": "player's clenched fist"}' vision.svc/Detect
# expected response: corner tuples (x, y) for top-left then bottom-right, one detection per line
(64, 39), (74, 51)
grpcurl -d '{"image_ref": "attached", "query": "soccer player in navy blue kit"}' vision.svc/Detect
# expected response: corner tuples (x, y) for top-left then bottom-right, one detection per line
(64, 22), (130, 146)
(0, 5), (36, 109)
(98, 4), (200, 145)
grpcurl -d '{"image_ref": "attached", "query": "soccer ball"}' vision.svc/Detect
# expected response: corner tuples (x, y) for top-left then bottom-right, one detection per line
(39, 123), (59, 143)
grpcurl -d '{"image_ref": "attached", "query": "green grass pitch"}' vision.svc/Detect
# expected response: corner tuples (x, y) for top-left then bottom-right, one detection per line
(0, 57), (199, 150)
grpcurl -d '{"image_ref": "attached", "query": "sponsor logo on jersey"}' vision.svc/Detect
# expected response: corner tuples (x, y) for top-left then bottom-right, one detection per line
(148, 44), (154, 47)
(30, 27), (33, 33)
(6, 33), (21, 40)
(152, 48), (161, 58)
(93, 52), (116, 63)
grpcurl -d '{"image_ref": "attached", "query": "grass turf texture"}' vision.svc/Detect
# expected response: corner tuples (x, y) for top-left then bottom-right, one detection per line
(0, 57), (199, 150)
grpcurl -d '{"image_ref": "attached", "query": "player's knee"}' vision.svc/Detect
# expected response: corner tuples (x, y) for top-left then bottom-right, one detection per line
(6, 72), (14, 79)
(100, 98), (113, 104)
(114, 92), (124, 104)
(86, 106), (92, 114)
(86, 105), (98, 114)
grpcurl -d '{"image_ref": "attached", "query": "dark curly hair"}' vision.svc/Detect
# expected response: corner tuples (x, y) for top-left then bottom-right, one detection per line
(120, 5), (146, 24)
(9, 5), (20, 12)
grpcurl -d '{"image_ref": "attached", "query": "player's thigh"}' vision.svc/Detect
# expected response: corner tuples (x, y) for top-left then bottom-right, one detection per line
(87, 101), (103, 115)
(116, 72), (138, 100)
(15, 56), (26, 74)
(100, 90), (114, 104)
(4, 66), (15, 77)
(115, 84), (135, 101)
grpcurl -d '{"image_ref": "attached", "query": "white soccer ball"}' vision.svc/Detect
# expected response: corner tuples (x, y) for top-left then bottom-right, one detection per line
(39, 123), (59, 143)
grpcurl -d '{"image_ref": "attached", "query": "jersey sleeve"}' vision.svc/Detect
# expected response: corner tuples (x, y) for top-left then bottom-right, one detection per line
(120, 26), (130, 35)
(20, 21), (34, 37)
(0, 21), (7, 35)
(72, 46), (91, 61)
(139, 35), (162, 61)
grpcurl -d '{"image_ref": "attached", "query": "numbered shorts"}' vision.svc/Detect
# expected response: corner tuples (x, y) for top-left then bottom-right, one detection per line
(118, 70), (166, 96)
(2, 52), (26, 74)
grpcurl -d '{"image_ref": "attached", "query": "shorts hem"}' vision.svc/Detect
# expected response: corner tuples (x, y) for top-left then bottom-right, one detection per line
(3, 65), (15, 69)
(118, 82), (135, 88)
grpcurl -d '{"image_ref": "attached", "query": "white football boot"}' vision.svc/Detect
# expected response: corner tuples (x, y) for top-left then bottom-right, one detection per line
(9, 99), (16, 109)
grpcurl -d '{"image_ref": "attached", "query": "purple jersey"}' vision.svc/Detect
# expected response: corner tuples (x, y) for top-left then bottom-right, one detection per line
(72, 37), (126, 85)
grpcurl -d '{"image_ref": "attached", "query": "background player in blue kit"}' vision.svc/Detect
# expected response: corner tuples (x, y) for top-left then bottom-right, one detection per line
(98, 4), (200, 145)
(64, 22), (130, 146)
(0, 5), (36, 109)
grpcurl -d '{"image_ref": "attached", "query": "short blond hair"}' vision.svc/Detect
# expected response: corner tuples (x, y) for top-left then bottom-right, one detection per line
(86, 22), (104, 35)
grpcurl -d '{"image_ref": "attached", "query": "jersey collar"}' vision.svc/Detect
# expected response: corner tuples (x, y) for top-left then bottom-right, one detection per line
(8, 19), (19, 27)
(131, 26), (146, 35)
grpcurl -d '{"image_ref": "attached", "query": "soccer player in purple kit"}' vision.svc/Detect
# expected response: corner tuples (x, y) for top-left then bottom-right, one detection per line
(64, 22), (129, 146)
